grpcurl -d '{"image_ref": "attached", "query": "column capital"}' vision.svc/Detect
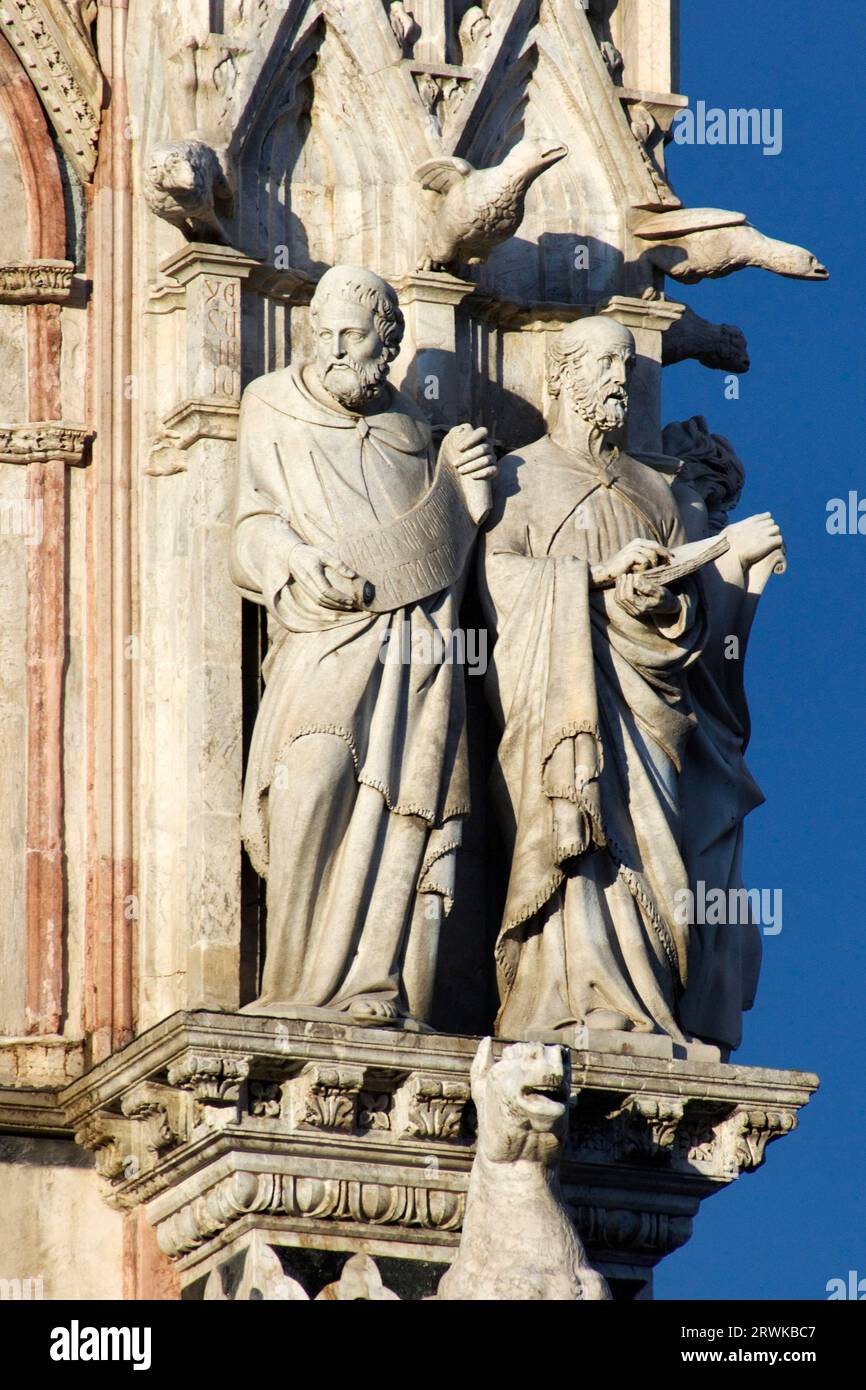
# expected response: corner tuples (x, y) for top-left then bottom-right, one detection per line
(0, 422), (91, 465)
(0, 260), (75, 305)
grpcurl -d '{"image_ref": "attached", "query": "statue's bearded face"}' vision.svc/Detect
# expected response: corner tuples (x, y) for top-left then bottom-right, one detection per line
(562, 342), (634, 434)
(311, 296), (391, 410)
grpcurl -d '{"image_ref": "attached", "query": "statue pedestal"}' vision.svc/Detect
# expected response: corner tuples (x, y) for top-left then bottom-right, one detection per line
(63, 1012), (817, 1301)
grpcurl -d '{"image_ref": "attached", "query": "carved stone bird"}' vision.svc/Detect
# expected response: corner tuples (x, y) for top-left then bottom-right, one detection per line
(143, 140), (234, 243)
(415, 138), (569, 271)
(633, 207), (828, 284)
(663, 304), (751, 374)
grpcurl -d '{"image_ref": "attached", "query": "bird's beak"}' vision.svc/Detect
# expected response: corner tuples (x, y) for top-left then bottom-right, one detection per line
(538, 142), (569, 166)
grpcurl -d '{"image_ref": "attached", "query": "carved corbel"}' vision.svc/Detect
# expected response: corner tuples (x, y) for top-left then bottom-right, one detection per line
(730, 1107), (797, 1173)
(120, 1080), (190, 1158)
(612, 1093), (686, 1159)
(166, 1051), (250, 1128)
(74, 1111), (136, 1180)
(392, 1073), (471, 1142)
(285, 1064), (367, 1132)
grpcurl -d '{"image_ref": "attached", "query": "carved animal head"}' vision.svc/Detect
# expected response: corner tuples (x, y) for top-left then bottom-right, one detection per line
(470, 1037), (571, 1165)
(501, 137), (569, 189)
(144, 141), (231, 210)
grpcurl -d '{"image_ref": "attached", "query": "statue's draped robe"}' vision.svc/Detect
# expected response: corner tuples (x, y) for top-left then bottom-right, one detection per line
(668, 469), (764, 1050)
(231, 367), (470, 1019)
(479, 439), (707, 1041)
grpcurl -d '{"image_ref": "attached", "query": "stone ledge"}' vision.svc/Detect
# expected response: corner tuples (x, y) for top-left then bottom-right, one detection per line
(56, 1012), (818, 1287)
(0, 1038), (85, 1133)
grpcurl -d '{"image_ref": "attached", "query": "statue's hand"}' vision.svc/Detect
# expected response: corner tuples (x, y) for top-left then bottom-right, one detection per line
(591, 538), (672, 587)
(439, 424), (497, 481)
(724, 512), (783, 569)
(614, 572), (680, 620)
(290, 542), (361, 611)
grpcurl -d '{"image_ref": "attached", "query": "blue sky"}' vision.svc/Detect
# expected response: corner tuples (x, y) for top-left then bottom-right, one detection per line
(654, 0), (865, 1300)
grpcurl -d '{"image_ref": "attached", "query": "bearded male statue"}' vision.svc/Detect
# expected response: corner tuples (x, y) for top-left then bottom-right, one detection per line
(231, 265), (495, 1027)
(479, 315), (781, 1051)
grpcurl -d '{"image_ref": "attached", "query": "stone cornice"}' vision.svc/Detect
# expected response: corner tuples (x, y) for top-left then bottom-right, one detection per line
(468, 293), (684, 334)
(0, 1036), (84, 1134)
(0, 258), (74, 303)
(58, 1012), (818, 1264)
(60, 1011), (820, 1122)
(0, 0), (103, 181)
(0, 420), (90, 464)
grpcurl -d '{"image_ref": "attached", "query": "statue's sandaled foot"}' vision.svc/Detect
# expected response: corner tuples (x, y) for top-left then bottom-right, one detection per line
(346, 996), (402, 1026)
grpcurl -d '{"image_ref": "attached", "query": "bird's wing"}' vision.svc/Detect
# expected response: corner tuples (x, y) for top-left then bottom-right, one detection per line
(632, 207), (748, 240)
(415, 158), (474, 194)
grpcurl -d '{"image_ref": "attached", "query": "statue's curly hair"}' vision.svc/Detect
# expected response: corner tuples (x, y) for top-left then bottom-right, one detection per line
(546, 333), (589, 399)
(310, 269), (405, 362)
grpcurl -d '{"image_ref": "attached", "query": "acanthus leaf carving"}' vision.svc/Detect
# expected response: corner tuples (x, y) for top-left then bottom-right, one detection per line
(0, 260), (74, 303)
(730, 1107), (797, 1173)
(393, 1073), (470, 1142)
(286, 1063), (366, 1132)
(0, 422), (90, 465)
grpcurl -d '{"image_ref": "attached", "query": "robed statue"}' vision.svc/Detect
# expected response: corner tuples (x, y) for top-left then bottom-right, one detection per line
(479, 316), (783, 1053)
(231, 265), (495, 1027)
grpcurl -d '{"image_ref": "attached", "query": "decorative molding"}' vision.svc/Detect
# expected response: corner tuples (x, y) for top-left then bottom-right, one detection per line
(0, 0), (103, 181)
(286, 1063), (366, 1132)
(58, 1013), (817, 1276)
(0, 259), (74, 303)
(156, 1169), (466, 1259)
(391, 269), (475, 309)
(731, 1107), (798, 1173)
(392, 1073), (470, 1141)
(468, 294), (684, 336)
(0, 421), (90, 464)
(598, 294), (684, 334)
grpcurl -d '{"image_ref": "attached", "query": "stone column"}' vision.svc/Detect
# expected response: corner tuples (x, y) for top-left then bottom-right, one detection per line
(0, 424), (88, 1035)
(412, 0), (455, 64)
(390, 271), (476, 434)
(614, 0), (680, 93)
(153, 244), (257, 1015)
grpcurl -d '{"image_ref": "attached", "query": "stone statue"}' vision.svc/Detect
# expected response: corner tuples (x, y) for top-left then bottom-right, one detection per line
(437, 1038), (610, 1301)
(231, 265), (496, 1027)
(479, 314), (782, 1050)
(143, 140), (234, 242)
(654, 416), (786, 1052)
(633, 207), (828, 284)
(415, 138), (569, 271)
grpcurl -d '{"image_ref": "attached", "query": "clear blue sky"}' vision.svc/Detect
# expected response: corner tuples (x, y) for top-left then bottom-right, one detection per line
(654, 0), (865, 1300)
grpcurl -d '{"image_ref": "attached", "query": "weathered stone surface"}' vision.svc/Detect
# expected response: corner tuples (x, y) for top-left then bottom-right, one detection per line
(438, 1039), (611, 1300)
(0, 0), (827, 1303)
(57, 1012), (817, 1297)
